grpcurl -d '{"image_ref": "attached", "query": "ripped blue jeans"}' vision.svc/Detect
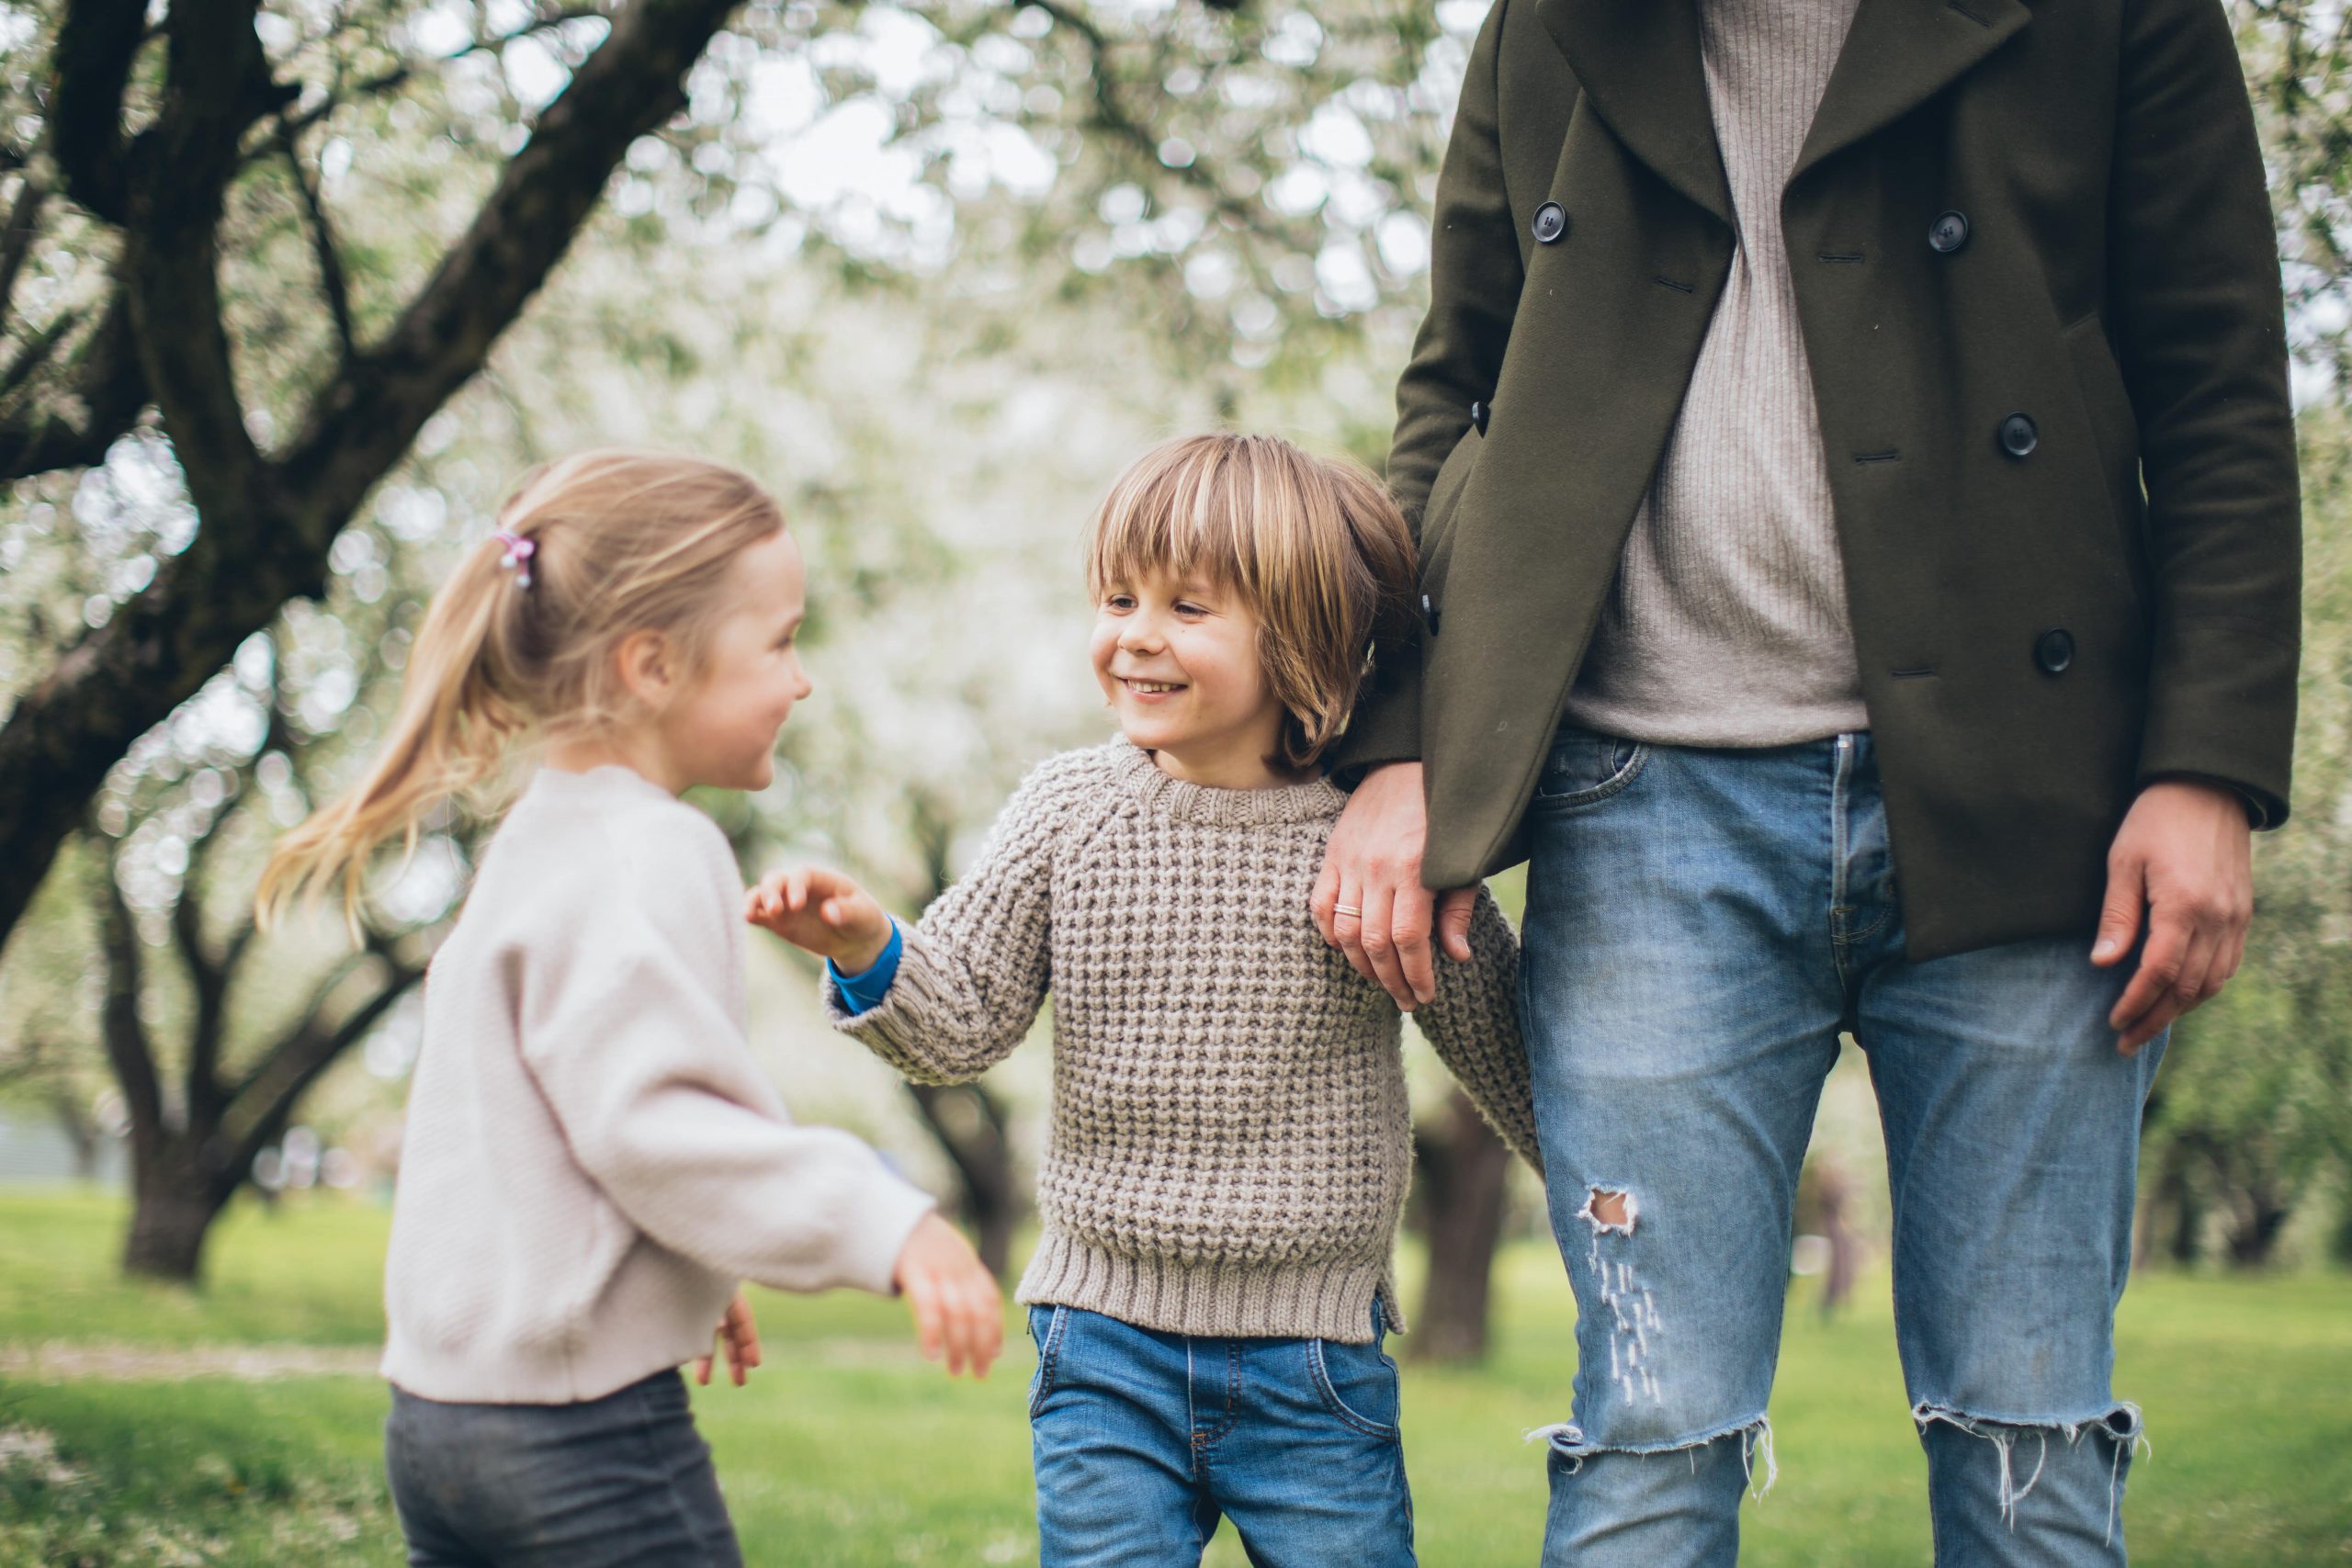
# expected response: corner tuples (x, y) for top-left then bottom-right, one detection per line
(1521, 727), (2161, 1567)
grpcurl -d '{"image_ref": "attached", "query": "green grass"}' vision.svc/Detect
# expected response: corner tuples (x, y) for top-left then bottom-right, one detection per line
(3, 1189), (2348, 1565)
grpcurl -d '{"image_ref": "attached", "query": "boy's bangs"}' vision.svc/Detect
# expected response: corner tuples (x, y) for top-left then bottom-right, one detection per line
(1086, 454), (1250, 596)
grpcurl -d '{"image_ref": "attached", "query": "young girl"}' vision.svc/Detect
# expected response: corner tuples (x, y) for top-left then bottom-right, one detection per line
(748, 434), (1543, 1567)
(257, 451), (1002, 1568)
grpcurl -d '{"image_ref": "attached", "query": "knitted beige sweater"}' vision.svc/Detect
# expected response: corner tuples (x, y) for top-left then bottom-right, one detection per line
(826, 739), (1542, 1345)
(1561, 0), (1870, 745)
(382, 765), (935, 1404)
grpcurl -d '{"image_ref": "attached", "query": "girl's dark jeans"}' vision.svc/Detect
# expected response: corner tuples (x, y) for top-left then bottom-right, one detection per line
(384, 1369), (743, 1567)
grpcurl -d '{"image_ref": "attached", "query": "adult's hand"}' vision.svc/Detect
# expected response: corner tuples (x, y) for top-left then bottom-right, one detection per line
(1312, 761), (1479, 1010)
(2091, 779), (2255, 1055)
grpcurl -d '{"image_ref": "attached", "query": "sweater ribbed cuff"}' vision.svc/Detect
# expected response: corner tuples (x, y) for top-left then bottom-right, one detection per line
(1015, 1227), (1404, 1344)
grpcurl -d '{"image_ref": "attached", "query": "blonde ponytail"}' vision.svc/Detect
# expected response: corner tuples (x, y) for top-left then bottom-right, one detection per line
(256, 450), (786, 936)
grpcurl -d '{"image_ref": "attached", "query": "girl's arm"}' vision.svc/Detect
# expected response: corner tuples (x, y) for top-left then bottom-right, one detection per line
(520, 817), (937, 1298)
(1409, 885), (1545, 1176)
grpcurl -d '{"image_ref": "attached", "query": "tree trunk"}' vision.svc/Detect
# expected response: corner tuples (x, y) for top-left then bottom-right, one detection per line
(907, 1082), (1024, 1280)
(2224, 1185), (2291, 1268)
(121, 1141), (232, 1282)
(1410, 1090), (1511, 1364)
(50, 1089), (101, 1182)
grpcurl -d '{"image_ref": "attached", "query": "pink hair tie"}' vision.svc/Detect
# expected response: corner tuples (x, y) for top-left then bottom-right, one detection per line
(492, 529), (537, 589)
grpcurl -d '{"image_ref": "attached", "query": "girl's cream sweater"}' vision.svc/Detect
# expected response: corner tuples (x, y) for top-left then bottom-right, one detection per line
(382, 764), (933, 1404)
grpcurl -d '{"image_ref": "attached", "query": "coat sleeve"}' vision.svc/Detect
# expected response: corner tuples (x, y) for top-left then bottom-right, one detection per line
(2108, 0), (2301, 825)
(1408, 886), (1544, 1175)
(1338, 0), (1527, 776)
(821, 760), (1071, 1084)
(519, 818), (934, 1298)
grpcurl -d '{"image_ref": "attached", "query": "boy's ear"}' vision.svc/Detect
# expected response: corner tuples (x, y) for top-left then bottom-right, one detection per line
(614, 628), (676, 709)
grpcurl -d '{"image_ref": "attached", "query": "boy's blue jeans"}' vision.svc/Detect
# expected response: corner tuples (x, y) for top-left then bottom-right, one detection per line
(1027, 1303), (1417, 1566)
(1521, 726), (2162, 1567)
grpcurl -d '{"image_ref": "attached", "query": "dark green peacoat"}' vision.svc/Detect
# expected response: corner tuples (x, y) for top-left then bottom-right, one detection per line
(1338, 0), (2302, 960)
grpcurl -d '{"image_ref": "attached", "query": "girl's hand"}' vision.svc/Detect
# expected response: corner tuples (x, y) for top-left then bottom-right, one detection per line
(693, 1290), (762, 1387)
(744, 865), (893, 973)
(891, 1213), (1004, 1381)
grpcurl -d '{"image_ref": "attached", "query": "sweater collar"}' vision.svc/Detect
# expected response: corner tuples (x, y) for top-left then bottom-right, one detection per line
(1107, 737), (1346, 829)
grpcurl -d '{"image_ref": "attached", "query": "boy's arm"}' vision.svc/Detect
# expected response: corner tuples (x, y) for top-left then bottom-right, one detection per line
(821, 763), (1071, 1083)
(1409, 885), (1544, 1175)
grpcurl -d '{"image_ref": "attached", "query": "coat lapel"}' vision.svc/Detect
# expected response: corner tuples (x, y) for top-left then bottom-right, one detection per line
(1537, 0), (1733, 228)
(1792, 0), (2032, 184)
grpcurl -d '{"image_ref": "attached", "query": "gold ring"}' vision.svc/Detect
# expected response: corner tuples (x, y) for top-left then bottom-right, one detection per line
(1334, 903), (1362, 918)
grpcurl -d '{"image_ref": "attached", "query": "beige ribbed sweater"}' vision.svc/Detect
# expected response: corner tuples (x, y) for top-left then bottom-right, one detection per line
(1561, 0), (1871, 746)
(381, 765), (934, 1404)
(826, 739), (1543, 1345)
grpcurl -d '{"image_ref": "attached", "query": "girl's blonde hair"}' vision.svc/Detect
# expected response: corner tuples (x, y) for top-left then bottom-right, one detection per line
(257, 450), (786, 931)
(1084, 434), (1417, 772)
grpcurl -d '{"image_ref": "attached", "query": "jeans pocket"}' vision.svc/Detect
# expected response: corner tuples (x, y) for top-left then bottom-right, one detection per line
(1531, 726), (1649, 811)
(1306, 1337), (1402, 1440)
(1027, 1305), (1068, 1420)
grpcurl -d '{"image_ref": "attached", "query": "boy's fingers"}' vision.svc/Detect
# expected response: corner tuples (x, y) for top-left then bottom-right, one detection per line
(694, 1351), (714, 1385)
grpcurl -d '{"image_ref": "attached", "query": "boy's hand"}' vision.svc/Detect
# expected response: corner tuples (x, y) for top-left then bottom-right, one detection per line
(692, 1291), (761, 1387)
(892, 1213), (1004, 1381)
(745, 865), (893, 973)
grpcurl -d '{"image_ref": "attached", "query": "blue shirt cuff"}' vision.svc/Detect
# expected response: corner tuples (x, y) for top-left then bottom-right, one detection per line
(828, 919), (903, 1015)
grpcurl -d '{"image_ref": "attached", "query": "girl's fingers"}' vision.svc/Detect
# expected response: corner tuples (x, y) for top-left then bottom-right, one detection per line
(906, 1271), (944, 1362)
(974, 1293), (1003, 1379)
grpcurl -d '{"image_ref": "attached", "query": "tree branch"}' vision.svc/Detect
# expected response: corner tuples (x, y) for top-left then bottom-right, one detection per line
(275, 118), (355, 360)
(217, 951), (422, 1196)
(0, 167), (51, 331)
(274, 0), (737, 530)
(0, 305), (81, 403)
(266, 6), (618, 151)
(0, 0), (742, 955)
(51, 0), (149, 222)
(95, 840), (164, 1161)
(0, 281), (146, 479)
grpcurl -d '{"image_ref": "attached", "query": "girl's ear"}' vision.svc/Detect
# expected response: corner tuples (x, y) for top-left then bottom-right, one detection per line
(614, 628), (675, 709)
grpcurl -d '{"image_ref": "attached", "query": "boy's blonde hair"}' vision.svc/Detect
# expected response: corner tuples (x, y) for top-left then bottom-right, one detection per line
(257, 450), (786, 931)
(1084, 434), (1417, 772)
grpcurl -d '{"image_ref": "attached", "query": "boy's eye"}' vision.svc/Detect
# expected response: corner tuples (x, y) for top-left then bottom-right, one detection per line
(1106, 594), (1136, 611)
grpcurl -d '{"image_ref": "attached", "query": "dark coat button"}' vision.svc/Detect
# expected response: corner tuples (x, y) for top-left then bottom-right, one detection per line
(1929, 210), (1970, 254)
(1532, 202), (1567, 244)
(1470, 400), (1489, 435)
(2035, 628), (2075, 674)
(1422, 593), (1441, 636)
(1998, 413), (2039, 457)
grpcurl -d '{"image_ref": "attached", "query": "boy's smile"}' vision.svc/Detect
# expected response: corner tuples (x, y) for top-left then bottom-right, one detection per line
(1091, 568), (1295, 790)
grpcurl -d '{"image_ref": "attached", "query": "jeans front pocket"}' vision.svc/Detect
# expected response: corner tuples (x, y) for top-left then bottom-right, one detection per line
(1027, 1304), (1069, 1420)
(1306, 1335), (1403, 1441)
(1531, 725), (1649, 812)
